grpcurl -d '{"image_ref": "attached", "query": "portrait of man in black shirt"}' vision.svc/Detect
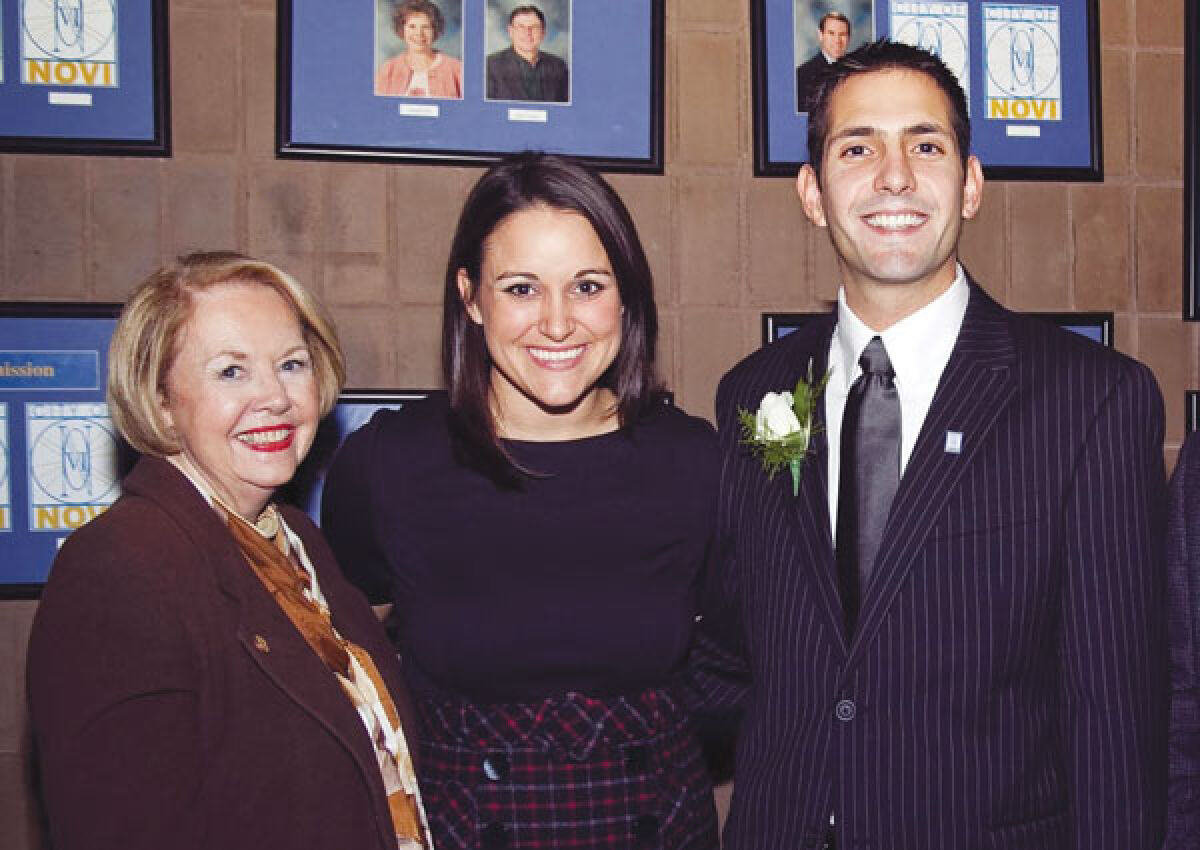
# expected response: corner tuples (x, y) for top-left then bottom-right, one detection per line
(486, 4), (569, 103)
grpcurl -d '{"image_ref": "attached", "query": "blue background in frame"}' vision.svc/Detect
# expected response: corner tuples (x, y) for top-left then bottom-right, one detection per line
(0, 1), (158, 141)
(761, 0), (1097, 175)
(0, 311), (119, 591)
(286, 1), (655, 161)
(280, 391), (429, 525)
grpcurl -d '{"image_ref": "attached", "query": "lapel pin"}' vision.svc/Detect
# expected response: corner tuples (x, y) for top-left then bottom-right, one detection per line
(253, 634), (270, 653)
(944, 431), (963, 454)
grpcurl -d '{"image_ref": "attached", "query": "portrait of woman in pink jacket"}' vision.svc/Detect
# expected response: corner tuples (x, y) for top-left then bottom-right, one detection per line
(375, 0), (464, 100)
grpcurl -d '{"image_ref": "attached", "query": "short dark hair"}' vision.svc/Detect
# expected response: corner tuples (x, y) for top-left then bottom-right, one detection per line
(442, 152), (661, 487)
(806, 39), (971, 180)
(393, 0), (445, 41)
(508, 5), (545, 27)
(818, 12), (850, 33)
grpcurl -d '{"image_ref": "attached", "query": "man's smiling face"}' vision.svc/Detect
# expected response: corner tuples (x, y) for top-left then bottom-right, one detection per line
(797, 68), (983, 311)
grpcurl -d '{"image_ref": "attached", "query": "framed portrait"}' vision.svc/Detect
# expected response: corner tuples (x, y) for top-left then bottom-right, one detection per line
(0, 302), (125, 598)
(278, 0), (665, 172)
(1029, 311), (1112, 347)
(0, 0), (171, 157)
(761, 310), (1113, 346)
(1185, 0), (1199, 320)
(761, 311), (825, 345)
(752, 0), (1102, 180)
(279, 389), (430, 525)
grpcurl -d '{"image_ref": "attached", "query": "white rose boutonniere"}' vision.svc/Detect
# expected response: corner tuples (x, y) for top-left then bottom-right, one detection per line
(737, 359), (830, 496)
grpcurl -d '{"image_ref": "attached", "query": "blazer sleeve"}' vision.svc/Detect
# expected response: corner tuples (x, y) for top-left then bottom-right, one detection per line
(1058, 360), (1168, 848)
(678, 372), (754, 726)
(1167, 434), (1200, 847)
(27, 523), (206, 850)
(321, 415), (394, 605)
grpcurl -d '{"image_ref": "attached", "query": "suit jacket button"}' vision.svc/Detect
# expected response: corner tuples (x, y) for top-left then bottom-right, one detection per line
(835, 699), (856, 721)
(253, 635), (269, 653)
(632, 813), (658, 841)
(481, 822), (508, 848)
(624, 744), (649, 773)
(483, 754), (510, 782)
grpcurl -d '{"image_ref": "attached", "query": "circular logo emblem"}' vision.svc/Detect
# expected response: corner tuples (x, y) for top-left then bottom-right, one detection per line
(986, 22), (1060, 99)
(22, 0), (117, 62)
(29, 416), (119, 504)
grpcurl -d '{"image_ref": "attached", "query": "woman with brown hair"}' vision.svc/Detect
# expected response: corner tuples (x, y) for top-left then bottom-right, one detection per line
(376, 0), (464, 99)
(323, 154), (720, 849)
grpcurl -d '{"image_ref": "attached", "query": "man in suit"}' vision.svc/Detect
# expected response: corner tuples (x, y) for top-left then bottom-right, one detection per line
(796, 12), (850, 113)
(486, 4), (568, 103)
(1167, 431), (1200, 847)
(693, 40), (1168, 849)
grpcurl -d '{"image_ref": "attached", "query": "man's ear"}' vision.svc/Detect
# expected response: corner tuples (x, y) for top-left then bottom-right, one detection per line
(961, 155), (984, 221)
(796, 164), (828, 227)
(457, 269), (483, 325)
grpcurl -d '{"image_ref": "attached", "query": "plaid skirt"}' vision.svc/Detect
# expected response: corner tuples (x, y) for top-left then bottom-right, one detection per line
(415, 686), (719, 849)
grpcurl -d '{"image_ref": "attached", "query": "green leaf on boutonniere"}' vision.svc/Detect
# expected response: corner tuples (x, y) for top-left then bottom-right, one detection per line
(737, 359), (831, 496)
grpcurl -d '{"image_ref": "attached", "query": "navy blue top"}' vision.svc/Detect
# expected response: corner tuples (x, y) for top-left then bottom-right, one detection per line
(321, 392), (719, 704)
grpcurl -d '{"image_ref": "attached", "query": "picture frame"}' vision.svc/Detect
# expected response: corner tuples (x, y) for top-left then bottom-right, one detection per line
(277, 0), (665, 173)
(0, 302), (124, 598)
(1030, 311), (1112, 347)
(752, 0), (1102, 180)
(761, 310), (1114, 346)
(1185, 0), (1199, 320)
(0, 0), (171, 157)
(279, 389), (431, 525)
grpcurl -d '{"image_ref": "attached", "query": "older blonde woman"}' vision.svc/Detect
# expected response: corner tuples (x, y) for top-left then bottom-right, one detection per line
(376, 0), (463, 99)
(28, 252), (431, 850)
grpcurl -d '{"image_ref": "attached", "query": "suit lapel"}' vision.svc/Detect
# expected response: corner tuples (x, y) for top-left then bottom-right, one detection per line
(750, 319), (847, 650)
(848, 286), (1019, 660)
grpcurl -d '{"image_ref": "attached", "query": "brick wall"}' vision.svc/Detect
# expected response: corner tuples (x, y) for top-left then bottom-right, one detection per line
(0, 0), (1194, 845)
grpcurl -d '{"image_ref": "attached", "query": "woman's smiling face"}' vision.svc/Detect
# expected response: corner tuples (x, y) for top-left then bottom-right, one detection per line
(459, 205), (623, 436)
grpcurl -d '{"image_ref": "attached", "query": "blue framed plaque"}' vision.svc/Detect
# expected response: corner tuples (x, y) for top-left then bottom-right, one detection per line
(752, 0), (1101, 180)
(0, 302), (124, 597)
(1185, 0), (1199, 320)
(762, 310), (1113, 345)
(0, 0), (170, 156)
(279, 389), (430, 525)
(277, 0), (664, 173)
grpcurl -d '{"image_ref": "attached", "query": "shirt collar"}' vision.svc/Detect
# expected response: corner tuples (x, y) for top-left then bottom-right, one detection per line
(833, 264), (969, 392)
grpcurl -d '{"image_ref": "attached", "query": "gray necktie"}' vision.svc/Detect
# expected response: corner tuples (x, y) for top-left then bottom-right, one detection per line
(835, 336), (901, 636)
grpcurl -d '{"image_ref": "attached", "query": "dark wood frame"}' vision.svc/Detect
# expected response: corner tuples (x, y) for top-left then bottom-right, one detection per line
(280, 389), (431, 524)
(751, 0), (1103, 181)
(0, 301), (124, 599)
(277, 0), (665, 173)
(761, 310), (1114, 347)
(1185, 0), (1199, 319)
(0, 0), (170, 157)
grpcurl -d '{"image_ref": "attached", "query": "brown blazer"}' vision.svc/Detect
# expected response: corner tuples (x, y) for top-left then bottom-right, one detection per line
(27, 456), (420, 850)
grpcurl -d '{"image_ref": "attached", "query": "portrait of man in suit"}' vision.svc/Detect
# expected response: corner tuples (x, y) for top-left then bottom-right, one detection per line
(485, 3), (569, 103)
(796, 12), (850, 113)
(693, 39), (1169, 849)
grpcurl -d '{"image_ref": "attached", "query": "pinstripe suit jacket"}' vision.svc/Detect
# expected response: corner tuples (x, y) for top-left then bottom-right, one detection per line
(695, 283), (1168, 849)
(1167, 432), (1200, 846)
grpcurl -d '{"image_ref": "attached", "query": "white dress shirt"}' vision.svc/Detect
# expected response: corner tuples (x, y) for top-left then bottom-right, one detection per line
(825, 267), (969, 539)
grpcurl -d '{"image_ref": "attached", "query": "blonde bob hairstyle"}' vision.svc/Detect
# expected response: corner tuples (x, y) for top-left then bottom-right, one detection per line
(107, 251), (346, 457)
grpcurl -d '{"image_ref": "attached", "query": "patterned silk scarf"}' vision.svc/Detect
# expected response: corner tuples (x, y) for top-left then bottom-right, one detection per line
(223, 506), (428, 847)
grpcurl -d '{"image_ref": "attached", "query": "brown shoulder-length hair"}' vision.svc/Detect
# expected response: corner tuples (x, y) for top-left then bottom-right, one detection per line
(442, 152), (661, 487)
(108, 251), (346, 457)
(393, 0), (445, 41)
